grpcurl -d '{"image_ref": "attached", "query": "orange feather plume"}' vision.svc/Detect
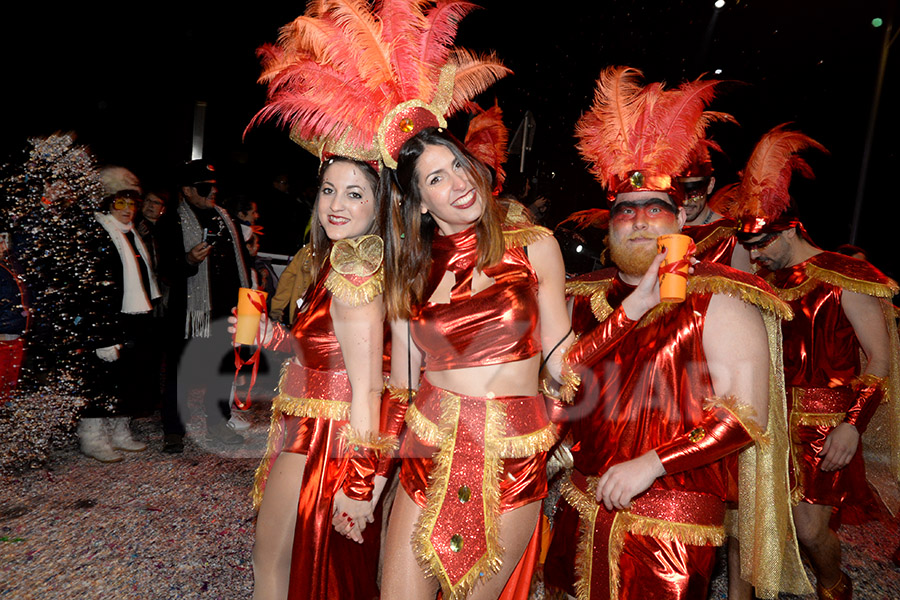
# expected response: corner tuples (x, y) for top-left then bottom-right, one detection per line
(576, 66), (733, 196)
(463, 100), (508, 191)
(246, 0), (510, 167)
(711, 123), (827, 230)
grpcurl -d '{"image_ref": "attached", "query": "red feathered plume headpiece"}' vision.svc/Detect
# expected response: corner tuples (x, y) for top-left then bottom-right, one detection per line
(246, 0), (511, 170)
(710, 123), (828, 234)
(576, 66), (734, 204)
(463, 100), (508, 192)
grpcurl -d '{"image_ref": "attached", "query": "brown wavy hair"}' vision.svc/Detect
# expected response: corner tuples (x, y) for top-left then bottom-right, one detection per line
(383, 128), (504, 320)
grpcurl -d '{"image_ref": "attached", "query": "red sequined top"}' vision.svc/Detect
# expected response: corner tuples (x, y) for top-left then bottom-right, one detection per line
(411, 225), (542, 371)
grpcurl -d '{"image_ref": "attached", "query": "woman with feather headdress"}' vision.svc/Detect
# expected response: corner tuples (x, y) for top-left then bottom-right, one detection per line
(242, 1), (525, 598)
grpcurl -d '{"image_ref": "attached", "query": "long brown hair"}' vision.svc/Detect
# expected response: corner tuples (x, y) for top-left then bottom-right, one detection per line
(383, 128), (504, 320)
(308, 156), (383, 282)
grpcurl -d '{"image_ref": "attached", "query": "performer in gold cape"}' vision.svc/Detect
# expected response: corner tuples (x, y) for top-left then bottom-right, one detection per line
(720, 124), (900, 600)
(543, 67), (812, 600)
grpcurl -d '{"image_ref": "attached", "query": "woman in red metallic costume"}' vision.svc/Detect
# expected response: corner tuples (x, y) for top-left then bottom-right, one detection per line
(376, 126), (573, 600)
(235, 156), (389, 600)
(376, 123), (669, 599)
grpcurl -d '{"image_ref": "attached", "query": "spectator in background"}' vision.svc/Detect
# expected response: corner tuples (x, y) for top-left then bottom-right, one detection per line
(156, 160), (250, 452)
(835, 243), (869, 262)
(77, 189), (161, 461)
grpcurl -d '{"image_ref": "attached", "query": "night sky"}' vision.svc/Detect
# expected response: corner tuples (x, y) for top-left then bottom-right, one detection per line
(2, 0), (897, 278)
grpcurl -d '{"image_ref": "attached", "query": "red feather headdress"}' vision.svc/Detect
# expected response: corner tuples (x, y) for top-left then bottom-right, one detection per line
(463, 100), (508, 192)
(575, 66), (734, 203)
(246, 0), (511, 169)
(710, 123), (827, 234)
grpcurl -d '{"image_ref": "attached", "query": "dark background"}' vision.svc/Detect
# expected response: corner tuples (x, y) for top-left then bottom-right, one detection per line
(2, 0), (897, 278)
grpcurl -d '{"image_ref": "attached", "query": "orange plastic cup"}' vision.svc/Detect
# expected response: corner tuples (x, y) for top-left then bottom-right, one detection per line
(235, 288), (268, 345)
(657, 234), (692, 302)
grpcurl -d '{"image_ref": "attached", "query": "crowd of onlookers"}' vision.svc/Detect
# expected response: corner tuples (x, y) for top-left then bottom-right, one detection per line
(0, 146), (316, 462)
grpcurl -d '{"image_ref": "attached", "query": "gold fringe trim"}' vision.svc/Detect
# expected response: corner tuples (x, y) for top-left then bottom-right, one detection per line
(503, 223), (553, 250)
(692, 224), (738, 256)
(704, 395), (769, 446)
(687, 275), (794, 321)
(851, 372), (887, 393)
(406, 400), (557, 458)
(806, 262), (899, 298)
(272, 394), (351, 421)
(405, 402), (444, 446)
(384, 384), (415, 404)
(410, 391), (506, 600)
(769, 275), (819, 302)
(608, 513), (725, 600)
(324, 264), (384, 307)
(338, 424), (400, 454)
(560, 472), (599, 600)
(566, 278), (615, 322)
(251, 404), (285, 512)
(558, 358), (582, 404)
(560, 472), (726, 600)
(791, 411), (845, 428)
(495, 423), (558, 458)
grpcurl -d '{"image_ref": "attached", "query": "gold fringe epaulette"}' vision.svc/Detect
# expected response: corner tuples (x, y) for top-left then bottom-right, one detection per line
(503, 198), (552, 248)
(774, 252), (899, 301)
(566, 275), (616, 322)
(325, 234), (385, 306)
(691, 223), (738, 256)
(688, 274), (794, 320)
(338, 424), (400, 454)
(704, 395), (769, 446)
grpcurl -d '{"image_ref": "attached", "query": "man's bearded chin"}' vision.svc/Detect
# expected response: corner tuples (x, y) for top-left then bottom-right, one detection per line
(608, 226), (680, 277)
(609, 237), (658, 277)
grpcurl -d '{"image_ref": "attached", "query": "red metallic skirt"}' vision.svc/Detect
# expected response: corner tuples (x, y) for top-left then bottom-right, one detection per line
(398, 377), (556, 599)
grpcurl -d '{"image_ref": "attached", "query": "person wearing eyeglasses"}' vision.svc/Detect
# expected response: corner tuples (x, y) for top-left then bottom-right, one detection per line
(155, 160), (251, 452)
(721, 125), (900, 600)
(75, 189), (161, 462)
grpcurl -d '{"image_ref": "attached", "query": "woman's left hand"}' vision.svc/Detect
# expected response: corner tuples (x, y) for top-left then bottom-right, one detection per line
(332, 490), (375, 544)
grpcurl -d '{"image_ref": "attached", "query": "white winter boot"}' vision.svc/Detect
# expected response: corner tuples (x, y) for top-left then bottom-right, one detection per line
(108, 417), (147, 452)
(77, 418), (123, 463)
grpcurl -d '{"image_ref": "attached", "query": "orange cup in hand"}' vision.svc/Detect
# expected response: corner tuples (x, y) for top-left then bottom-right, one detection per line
(235, 288), (268, 345)
(656, 234), (692, 302)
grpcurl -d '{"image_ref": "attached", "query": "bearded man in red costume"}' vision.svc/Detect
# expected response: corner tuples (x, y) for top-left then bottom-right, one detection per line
(719, 124), (900, 600)
(544, 67), (811, 600)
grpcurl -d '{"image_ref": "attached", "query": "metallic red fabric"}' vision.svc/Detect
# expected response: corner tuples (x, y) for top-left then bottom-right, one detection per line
(411, 226), (541, 370)
(263, 263), (381, 599)
(682, 218), (738, 265)
(287, 413), (381, 600)
(270, 263), (346, 370)
(399, 379), (550, 511)
(567, 271), (732, 501)
(656, 406), (753, 475)
(770, 252), (886, 508)
(547, 472), (722, 600)
(772, 255), (865, 390)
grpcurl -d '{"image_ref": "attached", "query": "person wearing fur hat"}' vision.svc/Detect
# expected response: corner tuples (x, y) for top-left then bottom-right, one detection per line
(720, 124), (900, 600)
(544, 67), (810, 600)
(78, 189), (161, 461)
